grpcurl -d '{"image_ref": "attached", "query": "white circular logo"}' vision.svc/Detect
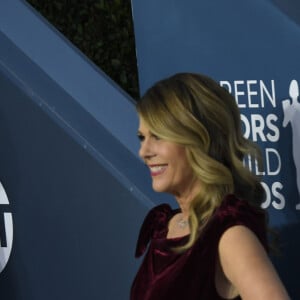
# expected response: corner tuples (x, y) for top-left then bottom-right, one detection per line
(0, 181), (13, 274)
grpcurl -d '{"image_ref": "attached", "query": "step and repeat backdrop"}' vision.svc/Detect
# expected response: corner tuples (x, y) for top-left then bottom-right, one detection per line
(131, 0), (300, 297)
(0, 0), (299, 299)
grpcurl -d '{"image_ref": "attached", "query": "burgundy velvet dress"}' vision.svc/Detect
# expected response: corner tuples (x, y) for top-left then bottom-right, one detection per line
(130, 194), (268, 300)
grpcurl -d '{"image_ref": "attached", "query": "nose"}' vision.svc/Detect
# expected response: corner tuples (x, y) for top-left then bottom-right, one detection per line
(139, 138), (155, 161)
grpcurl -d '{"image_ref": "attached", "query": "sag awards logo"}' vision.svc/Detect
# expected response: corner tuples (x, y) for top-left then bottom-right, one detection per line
(220, 79), (300, 211)
(0, 181), (13, 274)
(282, 80), (300, 210)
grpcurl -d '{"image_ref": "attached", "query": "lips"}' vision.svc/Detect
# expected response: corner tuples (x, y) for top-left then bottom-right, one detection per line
(149, 165), (167, 176)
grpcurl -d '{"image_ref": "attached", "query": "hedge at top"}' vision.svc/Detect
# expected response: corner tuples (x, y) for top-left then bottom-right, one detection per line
(27, 0), (140, 100)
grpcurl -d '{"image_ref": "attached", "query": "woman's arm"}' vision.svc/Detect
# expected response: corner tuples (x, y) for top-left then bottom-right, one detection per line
(218, 225), (290, 300)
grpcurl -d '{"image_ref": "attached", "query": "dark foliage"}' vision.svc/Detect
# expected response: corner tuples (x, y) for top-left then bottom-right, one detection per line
(26, 0), (140, 100)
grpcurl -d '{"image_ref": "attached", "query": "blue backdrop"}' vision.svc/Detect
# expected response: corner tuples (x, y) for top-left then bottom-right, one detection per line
(0, 0), (299, 299)
(131, 0), (300, 297)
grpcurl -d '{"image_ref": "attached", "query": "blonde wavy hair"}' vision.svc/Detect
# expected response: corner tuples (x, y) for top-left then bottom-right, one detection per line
(137, 73), (266, 251)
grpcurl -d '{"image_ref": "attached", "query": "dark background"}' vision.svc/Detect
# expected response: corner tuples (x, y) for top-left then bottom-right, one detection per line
(27, 0), (140, 100)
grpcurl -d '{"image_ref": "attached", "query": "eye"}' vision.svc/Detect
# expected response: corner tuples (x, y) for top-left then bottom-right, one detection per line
(137, 133), (145, 142)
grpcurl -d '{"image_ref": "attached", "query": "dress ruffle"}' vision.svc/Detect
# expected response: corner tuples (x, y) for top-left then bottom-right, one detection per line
(135, 204), (173, 257)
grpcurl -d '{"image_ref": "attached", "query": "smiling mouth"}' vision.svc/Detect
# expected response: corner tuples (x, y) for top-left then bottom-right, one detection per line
(149, 165), (167, 176)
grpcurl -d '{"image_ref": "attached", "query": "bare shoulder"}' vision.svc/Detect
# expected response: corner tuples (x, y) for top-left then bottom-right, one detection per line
(219, 225), (265, 256)
(218, 225), (290, 300)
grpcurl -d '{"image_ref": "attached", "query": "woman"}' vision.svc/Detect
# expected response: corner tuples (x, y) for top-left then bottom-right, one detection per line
(130, 73), (290, 299)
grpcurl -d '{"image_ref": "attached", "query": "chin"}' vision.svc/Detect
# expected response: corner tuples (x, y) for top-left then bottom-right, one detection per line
(152, 184), (167, 193)
(152, 187), (164, 193)
(152, 183), (173, 194)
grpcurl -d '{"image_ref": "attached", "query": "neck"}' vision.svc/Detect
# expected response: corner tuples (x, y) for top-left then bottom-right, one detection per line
(176, 201), (190, 218)
(174, 179), (201, 218)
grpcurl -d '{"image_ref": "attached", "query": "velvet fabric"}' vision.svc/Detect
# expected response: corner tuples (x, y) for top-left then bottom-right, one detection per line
(130, 194), (268, 300)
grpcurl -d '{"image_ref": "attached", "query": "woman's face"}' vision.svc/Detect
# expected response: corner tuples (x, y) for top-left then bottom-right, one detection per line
(138, 117), (200, 198)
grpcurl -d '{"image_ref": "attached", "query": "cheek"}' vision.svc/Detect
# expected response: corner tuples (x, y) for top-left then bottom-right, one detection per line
(178, 163), (194, 182)
(173, 152), (192, 178)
